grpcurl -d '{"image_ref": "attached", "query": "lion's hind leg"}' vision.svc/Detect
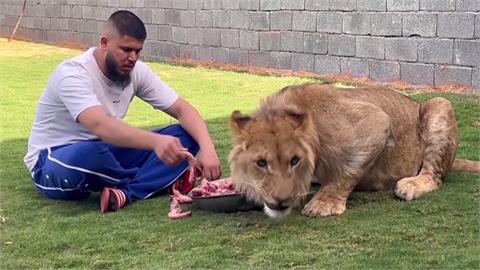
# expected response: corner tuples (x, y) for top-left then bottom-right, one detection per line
(395, 97), (459, 201)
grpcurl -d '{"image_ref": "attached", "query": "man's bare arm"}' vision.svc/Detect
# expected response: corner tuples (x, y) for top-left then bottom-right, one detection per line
(78, 105), (188, 165)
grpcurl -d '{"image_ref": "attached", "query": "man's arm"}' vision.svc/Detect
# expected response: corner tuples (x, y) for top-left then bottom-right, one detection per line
(164, 97), (221, 180)
(78, 105), (190, 166)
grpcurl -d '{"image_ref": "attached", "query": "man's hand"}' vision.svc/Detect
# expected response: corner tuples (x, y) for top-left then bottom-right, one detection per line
(152, 135), (191, 166)
(197, 148), (221, 181)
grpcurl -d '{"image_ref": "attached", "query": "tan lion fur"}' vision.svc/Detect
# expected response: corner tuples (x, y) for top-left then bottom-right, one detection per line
(228, 83), (480, 218)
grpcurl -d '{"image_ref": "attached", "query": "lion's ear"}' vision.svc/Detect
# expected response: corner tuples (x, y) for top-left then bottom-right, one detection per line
(230, 110), (252, 139)
(283, 106), (308, 130)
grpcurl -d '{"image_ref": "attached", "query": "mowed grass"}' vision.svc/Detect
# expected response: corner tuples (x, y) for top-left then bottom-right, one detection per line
(0, 38), (479, 269)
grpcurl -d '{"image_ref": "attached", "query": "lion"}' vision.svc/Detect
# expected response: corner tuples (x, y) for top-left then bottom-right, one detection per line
(228, 83), (480, 218)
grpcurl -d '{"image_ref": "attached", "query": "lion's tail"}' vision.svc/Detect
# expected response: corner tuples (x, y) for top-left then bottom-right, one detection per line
(451, 159), (480, 173)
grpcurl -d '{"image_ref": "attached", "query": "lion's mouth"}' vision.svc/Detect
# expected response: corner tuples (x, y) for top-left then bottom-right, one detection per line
(263, 203), (292, 218)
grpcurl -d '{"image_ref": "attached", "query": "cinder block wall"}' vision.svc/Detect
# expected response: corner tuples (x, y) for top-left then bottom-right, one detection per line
(1, 0), (479, 89)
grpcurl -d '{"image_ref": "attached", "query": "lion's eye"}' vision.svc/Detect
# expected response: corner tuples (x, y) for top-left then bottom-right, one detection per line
(255, 159), (267, 168)
(290, 155), (300, 166)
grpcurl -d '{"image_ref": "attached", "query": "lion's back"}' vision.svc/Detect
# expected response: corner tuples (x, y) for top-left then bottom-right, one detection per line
(268, 84), (424, 189)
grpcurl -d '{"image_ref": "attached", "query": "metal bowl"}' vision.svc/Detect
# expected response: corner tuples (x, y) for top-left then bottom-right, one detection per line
(191, 193), (262, 213)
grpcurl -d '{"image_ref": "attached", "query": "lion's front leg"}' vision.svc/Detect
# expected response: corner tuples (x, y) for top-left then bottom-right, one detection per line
(302, 184), (351, 217)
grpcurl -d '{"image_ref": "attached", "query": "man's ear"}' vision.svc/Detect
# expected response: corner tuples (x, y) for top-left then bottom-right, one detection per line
(100, 35), (108, 49)
(230, 110), (252, 140)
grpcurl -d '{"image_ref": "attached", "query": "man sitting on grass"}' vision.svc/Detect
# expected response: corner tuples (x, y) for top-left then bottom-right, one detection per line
(24, 10), (221, 213)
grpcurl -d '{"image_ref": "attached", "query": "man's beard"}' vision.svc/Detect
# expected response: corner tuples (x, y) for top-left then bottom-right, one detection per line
(105, 52), (132, 88)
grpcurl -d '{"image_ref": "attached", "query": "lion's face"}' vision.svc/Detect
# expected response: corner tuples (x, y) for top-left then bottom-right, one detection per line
(228, 107), (317, 218)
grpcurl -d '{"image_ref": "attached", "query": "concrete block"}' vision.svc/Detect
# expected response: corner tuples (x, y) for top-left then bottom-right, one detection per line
(222, 0), (240, 9)
(187, 27), (203, 45)
(145, 24), (158, 40)
(213, 10), (230, 28)
(400, 63), (434, 85)
(250, 12), (270, 30)
(356, 36), (385, 59)
(305, 0), (329, 10)
(340, 58), (369, 77)
(119, 0), (133, 8)
(270, 11), (292, 31)
(280, 31), (303, 52)
(437, 13), (475, 39)
(329, 35), (356, 56)
(434, 65), (472, 86)
(240, 0), (259, 10)
(369, 60), (400, 81)
(343, 13), (371, 35)
(476, 15), (480, 38)
(165, 9), (181, 26)
(204, 0), (222, 9)
(180, 11), (196, 27)
(172, 27), (188, 44)
(240, 30), (259, 50)
(371, 13), (402, 36)
(291, 53), (315, 72)
(315, 55), (341, 73)
(249, 51), (270, 67)
(179, 44), (196, 59)
(269, 51), (291, 69)
(260, 0), (281, 10)
(418, 38), (453, 64)
(456, 0), (480, 11)
(196, 11), (213, 27)
(304, 33), (328, 54)
(196, 46), (213, 61)
(281, 0), (304, 10)
(403, 13), (436, 37)
(173, 0), (188, 9)
(72, 6), (82, 18)
(203, 28), (221, 46)
(357, 0), (386, 11)
(229, 49), (248, 65)
(387, 0), (419, 11)
(317, 12), (343, 33)
(212, 47), (230, 63)
(330, 0), (356, 11)
(420, 0), (455, 11)
(221, 29), (240, 48)
(145, 0), (159, 7)
(157, 0), (172, 8)
(473, 68), (479, 89)
(230, 11), (250, 29)
(152, 9), (166, 24)
(385, 38), (417, 61)
(154, 41), (180, 59)
(187, 0), (204, 9)
(158, 25), (172, 41)
(293, 11), (316, 32)
(259, 31), (280, 50)
(454, 40), (480, 67)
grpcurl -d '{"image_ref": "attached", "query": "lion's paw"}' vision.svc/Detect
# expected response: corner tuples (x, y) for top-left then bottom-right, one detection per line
(302, 198), (346, 217)
(395, 177), (422, 201)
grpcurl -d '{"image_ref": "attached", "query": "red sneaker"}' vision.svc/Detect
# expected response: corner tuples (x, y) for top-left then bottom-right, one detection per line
(100, 187), (127, 213)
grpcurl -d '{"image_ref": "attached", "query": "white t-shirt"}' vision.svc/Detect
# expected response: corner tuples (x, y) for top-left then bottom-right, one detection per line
(24, 47), (179, 171)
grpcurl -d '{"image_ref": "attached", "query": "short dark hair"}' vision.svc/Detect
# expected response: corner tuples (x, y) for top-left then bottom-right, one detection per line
(107, 10), (147, 40)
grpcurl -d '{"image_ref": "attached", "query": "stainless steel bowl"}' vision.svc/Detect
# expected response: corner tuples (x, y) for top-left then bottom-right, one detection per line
(192, 193), (262, 213)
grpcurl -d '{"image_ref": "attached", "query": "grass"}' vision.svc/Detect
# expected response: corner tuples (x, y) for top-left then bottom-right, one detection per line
(0, 38), (479, 269)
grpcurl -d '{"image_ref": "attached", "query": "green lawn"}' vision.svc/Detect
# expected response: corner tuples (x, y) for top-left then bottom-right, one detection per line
(0, 38), (479, 269)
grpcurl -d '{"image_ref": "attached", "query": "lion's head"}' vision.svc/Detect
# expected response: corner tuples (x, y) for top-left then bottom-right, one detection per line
(228, 103), (319, 218)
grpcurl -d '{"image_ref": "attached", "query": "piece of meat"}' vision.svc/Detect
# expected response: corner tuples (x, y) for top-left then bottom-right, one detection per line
(190, 177), (236, 197)
(168, 196), (192, 219)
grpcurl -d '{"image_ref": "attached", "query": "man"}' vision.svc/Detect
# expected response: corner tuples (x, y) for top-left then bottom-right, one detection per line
(24, 10), (221, 213)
